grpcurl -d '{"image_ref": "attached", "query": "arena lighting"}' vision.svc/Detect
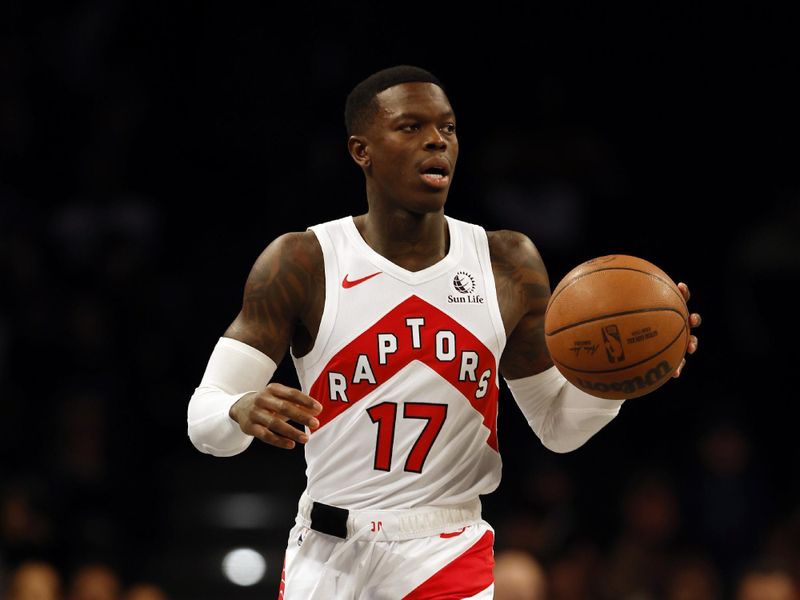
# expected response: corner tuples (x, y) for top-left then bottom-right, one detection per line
(221, 548), (267, 586)
(216, 493), (272, 528)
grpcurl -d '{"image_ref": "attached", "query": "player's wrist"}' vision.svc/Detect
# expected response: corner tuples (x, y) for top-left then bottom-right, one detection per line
(228, 391), (259, 425)
(188, 338), (276, 457)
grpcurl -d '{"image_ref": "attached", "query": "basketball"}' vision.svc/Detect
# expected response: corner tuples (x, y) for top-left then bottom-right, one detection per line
(544, 255), (689, 400)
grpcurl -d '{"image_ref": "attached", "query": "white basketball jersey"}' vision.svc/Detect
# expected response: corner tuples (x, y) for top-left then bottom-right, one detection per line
(291, 215), (507, 510)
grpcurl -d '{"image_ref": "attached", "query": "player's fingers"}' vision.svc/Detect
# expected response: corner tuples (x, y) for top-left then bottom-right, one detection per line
(265, 383), (323, 414)
(690, 313), (702, 328)
(269, 419), (310, 444)
(251, 412), (309, 444)
(673, 358), (686, 378)
(677, 282), (690, 302)
(250, 424), (296, 449)
(255, 395), (320, 429)
(688, 335), (698, 354)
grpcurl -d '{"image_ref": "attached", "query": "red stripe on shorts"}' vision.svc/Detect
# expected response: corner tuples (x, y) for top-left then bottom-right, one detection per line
(277, 556), (286, 599)
(439, 527), (466, 538)
(402, 530), (494, 599)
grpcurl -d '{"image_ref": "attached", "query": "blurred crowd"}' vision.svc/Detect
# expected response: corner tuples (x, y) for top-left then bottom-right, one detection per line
(485, 442), (800, 599)
(491, 548), (800, 600)
(2, 561), (167, 600)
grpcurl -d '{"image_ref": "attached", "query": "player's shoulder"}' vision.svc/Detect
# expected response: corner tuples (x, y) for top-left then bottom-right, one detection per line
(255, 229), (322, 269)
(244, 230), (323, 299)
(486, 229), (546, 271)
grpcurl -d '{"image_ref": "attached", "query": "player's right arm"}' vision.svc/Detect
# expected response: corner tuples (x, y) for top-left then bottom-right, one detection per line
(187, 232), (323, 456)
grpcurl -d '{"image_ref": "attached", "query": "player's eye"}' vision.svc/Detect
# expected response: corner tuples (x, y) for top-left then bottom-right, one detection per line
(400, 123), (419, 132)
(442, 123), (456, 134)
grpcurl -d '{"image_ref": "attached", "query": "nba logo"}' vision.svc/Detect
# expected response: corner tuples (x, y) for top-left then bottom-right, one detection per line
(602, 325), (625, 363)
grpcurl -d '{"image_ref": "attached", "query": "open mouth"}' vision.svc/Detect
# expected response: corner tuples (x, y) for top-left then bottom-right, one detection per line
(420, 169), (450, 188)
(419, 162), (451, 189)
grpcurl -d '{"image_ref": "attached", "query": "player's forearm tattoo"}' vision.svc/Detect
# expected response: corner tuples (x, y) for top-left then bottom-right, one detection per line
(500, 316), (553, 377)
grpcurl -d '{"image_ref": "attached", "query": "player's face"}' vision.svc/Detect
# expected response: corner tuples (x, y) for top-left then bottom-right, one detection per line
(363, 82), (458, 214)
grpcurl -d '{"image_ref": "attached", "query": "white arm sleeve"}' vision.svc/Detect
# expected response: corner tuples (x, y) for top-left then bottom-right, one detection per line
(505, 366), (625, 453)
(187, 337), (277, 457)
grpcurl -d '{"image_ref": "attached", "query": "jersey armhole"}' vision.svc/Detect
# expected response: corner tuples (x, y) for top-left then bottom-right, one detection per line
(290, 224), (339, 376)
(472, 225), (507, 353)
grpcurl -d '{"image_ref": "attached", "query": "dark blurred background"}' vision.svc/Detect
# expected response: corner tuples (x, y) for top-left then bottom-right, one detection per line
(2, 3), (799, 600)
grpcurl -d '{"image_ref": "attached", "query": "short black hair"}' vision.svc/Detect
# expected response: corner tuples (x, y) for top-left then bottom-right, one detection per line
(344, 65), (445, 137)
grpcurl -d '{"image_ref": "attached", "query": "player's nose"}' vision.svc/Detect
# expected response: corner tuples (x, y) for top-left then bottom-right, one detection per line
(423, 126), (447, 151)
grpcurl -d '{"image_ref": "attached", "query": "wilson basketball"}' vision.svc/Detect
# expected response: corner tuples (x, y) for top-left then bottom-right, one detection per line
(544, 255), (689, 400)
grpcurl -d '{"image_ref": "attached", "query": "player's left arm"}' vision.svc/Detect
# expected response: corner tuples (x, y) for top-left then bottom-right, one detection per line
(491, 231), (701, 378)
(489, 230), (700, 452)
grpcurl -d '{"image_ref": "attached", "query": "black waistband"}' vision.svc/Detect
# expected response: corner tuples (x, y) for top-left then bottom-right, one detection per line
(309, 501), (349, 539)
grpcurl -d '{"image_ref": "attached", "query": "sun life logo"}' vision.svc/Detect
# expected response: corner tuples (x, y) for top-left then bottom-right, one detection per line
(453, 271), (476, 294)
(448, 271), (484, 304)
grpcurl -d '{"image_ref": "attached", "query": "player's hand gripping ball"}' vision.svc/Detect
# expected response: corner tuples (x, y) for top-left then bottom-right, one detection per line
(544, 255), (690, 400)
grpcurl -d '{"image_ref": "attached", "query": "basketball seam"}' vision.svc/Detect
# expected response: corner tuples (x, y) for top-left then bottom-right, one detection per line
(546, 307), (686, 336)
(547, 267), (686, 314)
(552, 322), (688, 374)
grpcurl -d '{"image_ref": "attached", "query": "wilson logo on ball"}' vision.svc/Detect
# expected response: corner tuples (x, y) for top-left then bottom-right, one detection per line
(575, 360), (673, 395)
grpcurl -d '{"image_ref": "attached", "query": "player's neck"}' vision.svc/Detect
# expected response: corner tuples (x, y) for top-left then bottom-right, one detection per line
(355, 207), (449, 273)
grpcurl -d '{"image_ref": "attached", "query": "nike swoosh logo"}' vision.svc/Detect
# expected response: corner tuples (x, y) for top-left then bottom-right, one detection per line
(342, 271), (382, 288)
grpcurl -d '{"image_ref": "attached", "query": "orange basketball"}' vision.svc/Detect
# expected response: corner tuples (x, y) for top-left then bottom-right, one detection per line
(544, 255), (689, 400)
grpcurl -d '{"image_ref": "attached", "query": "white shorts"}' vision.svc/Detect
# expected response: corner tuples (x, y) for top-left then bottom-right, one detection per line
(279, 492), (495, 599)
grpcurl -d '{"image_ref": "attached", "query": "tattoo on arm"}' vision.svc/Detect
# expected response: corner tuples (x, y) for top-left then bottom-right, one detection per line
(225, 232), (322, 364)
(490, 231), (554, 379)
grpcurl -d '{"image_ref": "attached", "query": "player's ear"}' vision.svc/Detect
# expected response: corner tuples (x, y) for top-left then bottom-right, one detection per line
(347, 136), (371, 169)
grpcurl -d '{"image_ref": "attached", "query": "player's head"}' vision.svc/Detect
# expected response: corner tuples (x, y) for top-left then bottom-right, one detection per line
(345, 65), (458, 214)
(735, 560), (799, 600)
(6, 561), (61, 600)
(344, 65), (446, 137)
(493, 550), (547, 600)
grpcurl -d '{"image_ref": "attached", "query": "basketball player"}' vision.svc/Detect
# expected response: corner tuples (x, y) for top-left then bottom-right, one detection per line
(187, 65), (701, 598)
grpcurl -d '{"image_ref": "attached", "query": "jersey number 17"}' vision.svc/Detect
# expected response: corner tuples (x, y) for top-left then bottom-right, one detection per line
(367, 402), (447, 473)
